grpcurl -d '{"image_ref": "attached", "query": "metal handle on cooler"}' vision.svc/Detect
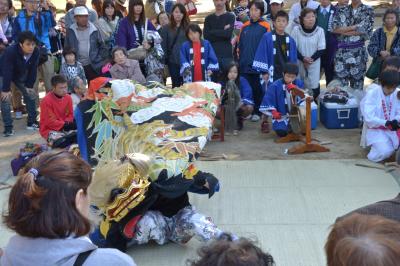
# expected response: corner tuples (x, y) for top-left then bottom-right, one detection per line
(337, 109), (350, 119)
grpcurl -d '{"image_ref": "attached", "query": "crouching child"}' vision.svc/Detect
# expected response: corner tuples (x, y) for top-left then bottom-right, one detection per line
(259, 63), (304, 137)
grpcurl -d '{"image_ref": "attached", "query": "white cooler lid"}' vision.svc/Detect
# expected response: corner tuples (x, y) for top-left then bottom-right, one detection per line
(322, 98), (358, 109)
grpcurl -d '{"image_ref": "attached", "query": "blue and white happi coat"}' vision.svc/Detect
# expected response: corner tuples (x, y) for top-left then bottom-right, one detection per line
(180, 40), (219, 83)
(253, 31), (297, 82)
(260, 78), (304, 132)
(240, 76), (254, 106)
(252, 32), (298, 82)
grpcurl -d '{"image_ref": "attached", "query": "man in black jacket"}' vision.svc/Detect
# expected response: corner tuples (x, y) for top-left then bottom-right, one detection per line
(0, 31), (40, 136)
(204, 0), (235, 81)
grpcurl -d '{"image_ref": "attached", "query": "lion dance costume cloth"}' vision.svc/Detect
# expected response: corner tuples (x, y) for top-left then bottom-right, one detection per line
(75, 78), (226, 251)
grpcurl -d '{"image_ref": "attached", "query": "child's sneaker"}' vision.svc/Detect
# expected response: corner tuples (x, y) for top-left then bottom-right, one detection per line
(27, 122), (40, 131)
(15, 111), (23, 120)
(3, 129), (14, 137)
(233, 130), (239, 136)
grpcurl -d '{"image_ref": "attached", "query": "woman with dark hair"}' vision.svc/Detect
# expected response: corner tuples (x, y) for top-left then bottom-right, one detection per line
(367, 9), (400, 74)
(0, 151), (136, 266)
(0, 0), (15, 46)
(91, 0), (103, 17)
(98, 0), (120, 51)
(156, 11), (169, 30)
(291, 8), (325, 98)
(189, 235), (275, 266)
(115, 0), (156, 51)
(160, 3), (190, 88)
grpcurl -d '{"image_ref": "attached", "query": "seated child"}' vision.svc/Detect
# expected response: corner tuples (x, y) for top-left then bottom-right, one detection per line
(180, 23), (219, 83)
(109, 46), (146, 83)
(71, 77), (87, 111)
(259, 63), (304, 137)
(59, 47), (87, 93)
(222, 62), (254, 135)
(361, 70), (400, 162)
(233, 0), (249, 22)
(39, 75), (76, 142)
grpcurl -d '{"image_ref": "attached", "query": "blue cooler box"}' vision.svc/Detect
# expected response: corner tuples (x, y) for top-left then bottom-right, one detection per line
(320, 99), (358, 129)
(299, 101), (318, 130)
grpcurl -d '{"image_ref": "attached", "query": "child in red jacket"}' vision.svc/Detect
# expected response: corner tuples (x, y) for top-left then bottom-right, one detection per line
(39, 75), (76, 142)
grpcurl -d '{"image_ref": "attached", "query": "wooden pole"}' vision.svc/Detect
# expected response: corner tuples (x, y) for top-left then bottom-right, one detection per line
(306, 97), (312, 144)
(288, 96), (330, 154)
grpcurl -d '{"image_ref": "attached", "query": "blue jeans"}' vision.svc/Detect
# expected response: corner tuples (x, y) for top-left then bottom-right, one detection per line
(0, 94), (12, 131)
(0, 77), (37, 131)
(14, 80), (37, 125)
(0, 77), (12, 131)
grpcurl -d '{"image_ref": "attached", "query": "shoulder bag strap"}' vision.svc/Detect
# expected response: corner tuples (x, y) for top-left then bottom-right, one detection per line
(73, 249), (95, 266)
(170, 26), (181, 51)
(144, 18), (148, 41)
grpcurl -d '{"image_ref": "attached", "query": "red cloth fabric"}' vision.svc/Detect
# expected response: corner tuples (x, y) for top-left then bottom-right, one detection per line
(193, 41), (203, 82)
(87, 77), (111, 100)
(271, 109), (282, 120)
(286, 83), (297, 91)
(39, 92), (74, 139)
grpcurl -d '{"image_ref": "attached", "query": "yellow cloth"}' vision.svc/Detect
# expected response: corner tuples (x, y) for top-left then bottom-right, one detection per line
(384, 26), (398, 51)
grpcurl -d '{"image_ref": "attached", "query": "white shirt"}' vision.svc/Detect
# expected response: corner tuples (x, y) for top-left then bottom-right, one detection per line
(320, 5), (331, 15)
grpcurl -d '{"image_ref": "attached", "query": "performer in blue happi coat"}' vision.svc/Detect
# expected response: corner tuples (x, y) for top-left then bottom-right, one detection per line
(259, 63), (304, 137)
(252, 11), (298, 83)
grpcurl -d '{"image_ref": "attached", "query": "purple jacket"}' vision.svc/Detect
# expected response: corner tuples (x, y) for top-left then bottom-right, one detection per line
(115, 17), (156, 50)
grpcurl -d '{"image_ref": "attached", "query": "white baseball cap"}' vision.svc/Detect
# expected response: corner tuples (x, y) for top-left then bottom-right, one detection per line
(270, 0), (284, 4)
(74, 6), (89, 16)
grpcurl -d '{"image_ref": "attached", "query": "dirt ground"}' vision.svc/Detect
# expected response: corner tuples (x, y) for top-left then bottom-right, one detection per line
(203, 119), (365, 160)
(0, 109), (367, 183)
